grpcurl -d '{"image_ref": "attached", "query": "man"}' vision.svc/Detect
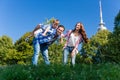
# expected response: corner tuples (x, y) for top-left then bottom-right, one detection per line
(32, 25), (65, 65)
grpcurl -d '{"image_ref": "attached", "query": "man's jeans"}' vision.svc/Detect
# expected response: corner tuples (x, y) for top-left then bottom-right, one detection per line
(63, 46), (76, 66)
(32, 38), (50, 65)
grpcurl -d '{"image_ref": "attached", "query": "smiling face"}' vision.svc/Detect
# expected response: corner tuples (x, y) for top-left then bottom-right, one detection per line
(56, 25), (65, 35)
(74, 22), (85, 32)
(75, 23), (81, 31)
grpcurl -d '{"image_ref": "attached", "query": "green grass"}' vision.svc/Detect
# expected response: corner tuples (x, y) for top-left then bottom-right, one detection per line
(0, 63), (120, 80)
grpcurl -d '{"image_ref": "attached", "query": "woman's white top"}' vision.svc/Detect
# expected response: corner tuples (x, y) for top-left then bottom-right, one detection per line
(67, 33), (79, 47)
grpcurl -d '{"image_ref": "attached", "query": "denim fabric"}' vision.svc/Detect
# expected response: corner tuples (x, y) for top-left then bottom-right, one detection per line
(40, 43), (50, 65)
(32, 37), (50, 65)
(63, 46), (76, 66)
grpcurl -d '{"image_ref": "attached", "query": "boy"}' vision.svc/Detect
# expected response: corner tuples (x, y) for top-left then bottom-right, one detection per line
(25, 19), (59, 44)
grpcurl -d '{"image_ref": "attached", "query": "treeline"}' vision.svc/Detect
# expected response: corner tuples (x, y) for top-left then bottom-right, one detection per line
(0, 11), (120, 65)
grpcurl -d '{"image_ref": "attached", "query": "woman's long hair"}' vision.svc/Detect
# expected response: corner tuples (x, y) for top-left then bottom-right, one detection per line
(72, 22), (88, 43)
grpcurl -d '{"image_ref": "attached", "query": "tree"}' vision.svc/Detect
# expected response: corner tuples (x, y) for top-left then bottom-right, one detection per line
(0, 35), (15, 65)
(14, 32), (33, 64)
(107, 11), (120, 63)
(80, 30), (111, 64)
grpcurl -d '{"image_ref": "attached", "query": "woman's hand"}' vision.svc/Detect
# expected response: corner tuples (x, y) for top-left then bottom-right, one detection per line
(71, 51), (75, 57)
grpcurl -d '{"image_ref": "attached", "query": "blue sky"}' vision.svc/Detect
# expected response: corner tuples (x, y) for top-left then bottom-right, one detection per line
(0, 0), (120, 43)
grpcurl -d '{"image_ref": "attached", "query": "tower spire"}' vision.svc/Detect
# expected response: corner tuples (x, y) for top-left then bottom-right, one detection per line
(98, 0), (107, 31)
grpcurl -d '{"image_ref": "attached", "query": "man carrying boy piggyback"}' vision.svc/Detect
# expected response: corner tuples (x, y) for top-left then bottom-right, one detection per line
(26, 19), (65, 65)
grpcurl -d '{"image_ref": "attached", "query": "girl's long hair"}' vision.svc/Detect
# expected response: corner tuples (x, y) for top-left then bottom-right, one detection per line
(72, 22), (88, 43)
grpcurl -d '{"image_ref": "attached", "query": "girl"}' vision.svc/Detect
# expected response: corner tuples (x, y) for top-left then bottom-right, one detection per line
(63, 22), (88, 66)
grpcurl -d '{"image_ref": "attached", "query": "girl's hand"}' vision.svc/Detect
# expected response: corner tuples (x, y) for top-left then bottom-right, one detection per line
(71, 52), (75, 57)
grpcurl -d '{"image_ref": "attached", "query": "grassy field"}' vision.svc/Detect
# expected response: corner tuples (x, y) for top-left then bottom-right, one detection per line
(0, 63), (120, 80)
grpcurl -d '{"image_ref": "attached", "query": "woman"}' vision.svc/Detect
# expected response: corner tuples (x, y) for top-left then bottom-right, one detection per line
(63, 22), (88, 66)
